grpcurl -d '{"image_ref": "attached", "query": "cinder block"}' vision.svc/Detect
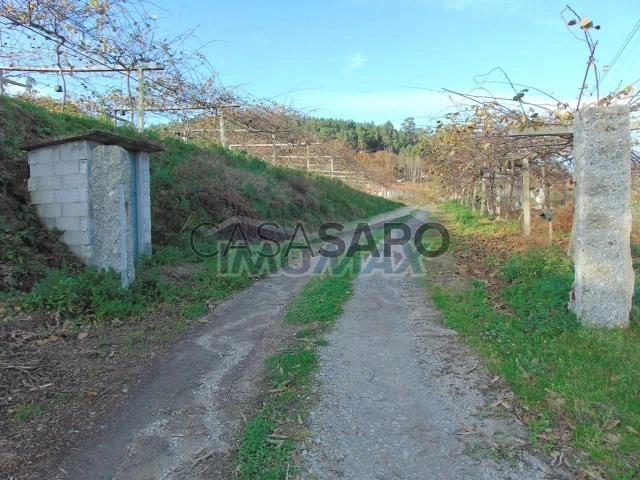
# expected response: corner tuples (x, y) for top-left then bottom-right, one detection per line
(55, 217), (80, 231)
(27, 178), (37, 191)
(67, 243), (90, 263)
(58, 141), (91, 162)
(38, 176), (62, 190)
(79, 159), (88, 174)
(79, 217), (91, 232)
(28, 147), (59, 165)
(54, 160), (80, 175)
(30, 163), (55, 177)
(61, 202), (87, 217)
(62, 173), (87, 189)
(30, 190), (54, 204)
(39, 217), (57, 229)
(63, 230), (90, 245)
(36, 204), (62, 217)
(54, 188), (88, 203)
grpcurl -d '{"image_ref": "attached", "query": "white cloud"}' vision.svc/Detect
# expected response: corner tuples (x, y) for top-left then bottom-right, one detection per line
(251, 34), (268, 45)
(346, 54), (366, 72)
(422, 0), (526, 14)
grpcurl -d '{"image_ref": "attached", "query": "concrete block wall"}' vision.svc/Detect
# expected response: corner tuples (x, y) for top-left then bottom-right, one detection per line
(27, 140), (96, 262)
(28, 137), (156, 286)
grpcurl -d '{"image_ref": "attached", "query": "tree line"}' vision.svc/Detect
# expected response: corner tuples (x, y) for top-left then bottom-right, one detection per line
(300, 116), (425, 154)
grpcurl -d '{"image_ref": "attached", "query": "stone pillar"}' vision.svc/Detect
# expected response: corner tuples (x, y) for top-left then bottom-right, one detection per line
(480, 173), (487, 214)
(570, 106), (633, 327)
(471, 184), (477, 211)
(91, 145), (136, 287)
(522, 157), (530, 236)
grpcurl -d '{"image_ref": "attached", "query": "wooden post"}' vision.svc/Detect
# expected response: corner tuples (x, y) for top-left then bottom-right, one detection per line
(137, 67), (144, 132)
(522, 157), (530, 236)
(219, 111), (226, 148)
(330, 157), (334, 178)
(305, 144), (310, 171)
(548, 220), (553, 245)
(480, 170), (487, 214)
(471, 184), (477, 211)
(271, 133), (277, 165)
(506, 159), (515, 220)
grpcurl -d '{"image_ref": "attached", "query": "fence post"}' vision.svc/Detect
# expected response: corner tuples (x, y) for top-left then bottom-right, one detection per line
(471, 184), (477, 211)
(522, 157), (530, 236)
(219, 111), (226, 148)
(480, 171), (487, 214)
(570, 106), (633, 327)
(271, 133), (277, 165)
(305, 144), (310, 171)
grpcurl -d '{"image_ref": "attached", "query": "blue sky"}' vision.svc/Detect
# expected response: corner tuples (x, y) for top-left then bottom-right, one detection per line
(152, 0), (640, 126)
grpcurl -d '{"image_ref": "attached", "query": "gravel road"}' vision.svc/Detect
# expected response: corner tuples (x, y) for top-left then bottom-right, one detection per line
(300, 211), (571, 480)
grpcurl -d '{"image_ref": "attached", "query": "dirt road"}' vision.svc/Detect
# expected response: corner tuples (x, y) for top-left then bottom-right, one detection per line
(52, 207), (415, 480)
(300, 211), (570, 479)
(52, 206), (570, 479)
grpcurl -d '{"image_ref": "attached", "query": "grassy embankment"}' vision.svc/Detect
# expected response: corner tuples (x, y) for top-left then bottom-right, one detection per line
(429, 201), (640, 480)
(0, 95), (401, 327)
(0, 95), (402, 436)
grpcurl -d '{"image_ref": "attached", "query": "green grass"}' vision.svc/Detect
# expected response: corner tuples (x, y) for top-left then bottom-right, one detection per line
(284, 275), (353, 327)
(439, 200), (520, 236)
(236, 263), (359, 478)
(237, 414), (293, 480)
(21, 264), (169, 322)
(13, 402), (44, 422)
(430, 202), (640, 479)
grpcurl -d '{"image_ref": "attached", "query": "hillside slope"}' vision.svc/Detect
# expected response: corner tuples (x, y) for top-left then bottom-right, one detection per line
(0, 96), (401, 292)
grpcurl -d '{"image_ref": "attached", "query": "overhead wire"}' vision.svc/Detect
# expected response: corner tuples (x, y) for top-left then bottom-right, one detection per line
(595, 17), (640, 93)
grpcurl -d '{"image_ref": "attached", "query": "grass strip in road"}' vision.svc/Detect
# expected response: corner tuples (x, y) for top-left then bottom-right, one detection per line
(236, 212), (419, 479)
(428, 201), (640, 480)
(236, 274), (354, 480)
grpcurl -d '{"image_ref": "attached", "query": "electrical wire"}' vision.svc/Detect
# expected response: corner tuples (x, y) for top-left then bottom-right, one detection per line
(596, 17), (640, 91)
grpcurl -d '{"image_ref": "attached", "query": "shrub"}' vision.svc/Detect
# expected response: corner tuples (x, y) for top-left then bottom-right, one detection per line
(22, 265), (169, 322)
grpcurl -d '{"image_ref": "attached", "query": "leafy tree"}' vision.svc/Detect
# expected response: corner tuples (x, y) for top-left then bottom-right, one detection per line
(401, 117), (418, 145)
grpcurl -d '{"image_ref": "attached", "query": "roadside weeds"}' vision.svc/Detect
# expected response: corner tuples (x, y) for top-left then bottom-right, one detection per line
(425, 201), (640, 480)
